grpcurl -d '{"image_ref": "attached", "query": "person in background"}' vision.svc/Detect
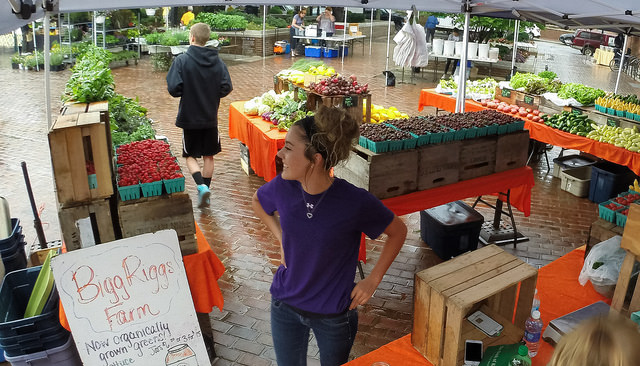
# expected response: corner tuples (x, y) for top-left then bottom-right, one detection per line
(453, 60), (473, 81)
(614, 32), (624, 50)
(181, 6), (195, 27)
(316, 6), (335, 37)
(548, 314), (640, 366)
(443, 28), (460, 78)
(290, 8), (307, 56)
(166, 23), (233, 208)
(252, 106), (407, 366)
(424, 14), (439, 43)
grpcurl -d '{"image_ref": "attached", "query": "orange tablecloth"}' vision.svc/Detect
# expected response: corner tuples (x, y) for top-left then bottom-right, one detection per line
(359, 167), (535, 262)
(60, 222), (226, 330)
(345, 246), (611, 366)
(418, 89), (486, 113)
(524, 120), (640, 175)
(228, 101), (287, 182)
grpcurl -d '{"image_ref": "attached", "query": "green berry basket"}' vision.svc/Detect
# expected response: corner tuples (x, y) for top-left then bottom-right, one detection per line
(140, 181), (163, 198)
(163, 176), (186, 194)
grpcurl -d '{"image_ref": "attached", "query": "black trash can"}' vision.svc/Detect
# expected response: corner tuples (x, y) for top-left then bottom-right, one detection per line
(420, 201), (484, 260)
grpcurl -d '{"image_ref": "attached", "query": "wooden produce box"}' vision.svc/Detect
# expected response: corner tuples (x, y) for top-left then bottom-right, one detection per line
(515, 91), (541, 110)
(494, 86), (517, 105)
(459, 136), (497, 181)
(58, 198), (116, 252)
(417, 141), (461, 190)
(412, 245), (538, 366)
(48, 110), (113, 206)
(117, 192), (197, 256)
(334, 145), (418, 200)
(273, 75), (290, 94)
(306, 92), (372, 123)
(495, 130), (530, 172)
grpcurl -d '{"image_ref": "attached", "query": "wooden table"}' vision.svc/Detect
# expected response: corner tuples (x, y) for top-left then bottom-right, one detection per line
(345, 246), (611, 366)
(228, 101), (286, 182)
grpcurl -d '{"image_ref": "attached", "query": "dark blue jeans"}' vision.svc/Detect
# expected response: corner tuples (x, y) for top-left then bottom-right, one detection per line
(271, 299), (358, 366)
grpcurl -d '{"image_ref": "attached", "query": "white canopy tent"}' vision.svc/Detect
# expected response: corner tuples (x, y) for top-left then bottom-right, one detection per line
(2, 0), (640, 119)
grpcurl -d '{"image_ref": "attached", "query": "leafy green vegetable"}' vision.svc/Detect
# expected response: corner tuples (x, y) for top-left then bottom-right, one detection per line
(558, 83), (605, 105)
(538, 70), (557, 80)
(290, 59), (325, 72)
(63, 45), (114, 103)
(510, 72), (541, 90)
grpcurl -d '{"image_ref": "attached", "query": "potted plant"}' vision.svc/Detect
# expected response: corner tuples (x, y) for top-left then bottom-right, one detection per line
(50, 51), (65, 72)
(11, 53), (22, 69)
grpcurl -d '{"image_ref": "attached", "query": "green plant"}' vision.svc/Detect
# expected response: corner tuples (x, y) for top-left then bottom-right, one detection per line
(110, 50), (139, 62)
(246, 22), (275, 30)
(267, 16), (289, 28)
(70, 28), (83, 42)
(151, 53), (172, 72)
(144, 31), (161, 44)
(127, 29), (140, 39)
(68, 12), (91, 23)
(268, 7), (283, 15)
(105, 34), (120, 45)
(193, 12), (248, 31)
(538, 70), (557, 80)
(11, 52), (23, 64)
(50, 52), (63, 66)
(109, 9), (135, 29)
(64, 45), (114, 102)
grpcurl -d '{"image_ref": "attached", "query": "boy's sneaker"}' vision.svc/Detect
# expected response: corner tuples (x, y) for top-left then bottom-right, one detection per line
(197, 184), (210, 207)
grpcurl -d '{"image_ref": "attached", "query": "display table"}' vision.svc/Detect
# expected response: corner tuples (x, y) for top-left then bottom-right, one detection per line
(594, 48), (615, 66)
(429, 54), (499, 80)
(60, 222), (226, 330)
(293, 34), (366, 55)
(228, 101), (286, 182)
(418, 89), (486, 114)
(345, 246), (611, 366)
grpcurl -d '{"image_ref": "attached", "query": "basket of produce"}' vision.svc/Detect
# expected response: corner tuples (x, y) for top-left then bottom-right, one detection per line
(598, 200), (626, 223)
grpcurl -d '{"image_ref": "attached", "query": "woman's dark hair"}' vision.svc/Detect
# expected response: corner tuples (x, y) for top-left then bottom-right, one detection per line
(293, 106), (359, 170)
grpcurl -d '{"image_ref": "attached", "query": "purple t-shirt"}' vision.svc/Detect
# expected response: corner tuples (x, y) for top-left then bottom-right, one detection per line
(257, 175), (394, 314)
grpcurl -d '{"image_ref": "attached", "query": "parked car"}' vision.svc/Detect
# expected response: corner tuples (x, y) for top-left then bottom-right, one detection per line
(568, 29), (614, 56)
(525, 25), (541, 38)
(559, 33), (574, 45)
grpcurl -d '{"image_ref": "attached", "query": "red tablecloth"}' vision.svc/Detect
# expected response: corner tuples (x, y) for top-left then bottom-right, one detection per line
(418, 89), (486, 113)
(60, 222), (226, 330)
(228, 101), (286, 182)
(344, 246), (611, 366)
(359, 166), (535, 262)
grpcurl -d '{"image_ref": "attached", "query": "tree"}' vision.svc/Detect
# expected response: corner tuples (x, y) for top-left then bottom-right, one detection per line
(446, 14), (543, 43)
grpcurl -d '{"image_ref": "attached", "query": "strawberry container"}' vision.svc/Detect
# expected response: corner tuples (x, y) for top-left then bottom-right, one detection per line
(117, 181), (141, 202)
(163, 176), (185, 194)
(362, 137), (389, 153)
(140, 180), (163, 198)
(616, 210), (628, 227)
(598, 200), (626, 223)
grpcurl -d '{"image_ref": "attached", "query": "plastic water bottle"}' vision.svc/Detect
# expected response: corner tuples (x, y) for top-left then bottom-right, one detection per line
(509, 345), (532, 366)
(523, 310), (543, 357)
(531, 288), (541, 314)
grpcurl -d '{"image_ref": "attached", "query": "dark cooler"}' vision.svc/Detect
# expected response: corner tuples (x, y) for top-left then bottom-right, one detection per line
(420, 201), (484, 260)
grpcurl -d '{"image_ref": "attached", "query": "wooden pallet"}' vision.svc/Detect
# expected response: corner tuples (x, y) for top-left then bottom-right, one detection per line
(48, 110), (113, 206)
(334, 145), (418, 200)
(306, 92), (372, 124)
(417, 141), (461, 190)
(58, 199), (116, 252)
(459, 136), (497, 181)
(413, 245), (537, 366)
(495, 130), (530, 172)
(117, 192), (198, 256)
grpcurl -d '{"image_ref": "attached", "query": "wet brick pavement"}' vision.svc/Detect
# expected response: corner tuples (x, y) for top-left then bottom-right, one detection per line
(0, 37), (637, 365)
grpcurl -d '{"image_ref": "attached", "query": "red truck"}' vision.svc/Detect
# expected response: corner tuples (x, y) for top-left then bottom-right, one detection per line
(569, 29), (615, 56)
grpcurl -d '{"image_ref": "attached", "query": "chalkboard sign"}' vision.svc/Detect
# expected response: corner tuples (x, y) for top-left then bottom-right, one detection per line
(51, 230), (208, 366)
(607, 118), (619, 127)
(343, 96), (356, 108)
(501, 88), (511, 98)
(524, 95), (534, 105)
(273, 75), (278, 86)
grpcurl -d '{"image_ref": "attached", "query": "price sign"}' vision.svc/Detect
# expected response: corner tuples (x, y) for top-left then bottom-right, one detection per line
(273, 75), (278, 87)
(501, 88), (511, 98)
(51, 231), (208, 366)
(607, 118), (619, 127)
(524, 95), (534, 105)
(343, 96), (356, 108)
(572, 108), (582, 115)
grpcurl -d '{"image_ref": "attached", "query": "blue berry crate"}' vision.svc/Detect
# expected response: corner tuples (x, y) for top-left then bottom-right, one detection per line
(464, 127), (478, 139)
(416, 134), (431, 146)
(358, 135), (368, 149)
(497, 124), (510, 135)
(140, 181), (163, 198)
(616, 210), (628, 227)
(453, 129), (467, 141)
(606, 107), (616, 115)
(508, 120), (525, 132)
(475, 125), (488, 137)
(117, 182), (141, 201)
(163, 176), (185, 194)
(428, 132), (443, 144)
(441, 130), (456, 143)
(87, 174), (97, 189)
(598, 200), (626, 223)
(363, 137), (389, 153)
(486, 124), (498, 135)
(403, 137), (418, 150)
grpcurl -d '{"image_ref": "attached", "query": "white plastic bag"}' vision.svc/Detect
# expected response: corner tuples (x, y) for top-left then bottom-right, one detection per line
(579, 235), (626, 289)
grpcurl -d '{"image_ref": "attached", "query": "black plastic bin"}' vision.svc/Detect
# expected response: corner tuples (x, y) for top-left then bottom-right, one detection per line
(588, 162), (637, 203)
(420, 201), (484, 260)
(0, 219), (27, 274)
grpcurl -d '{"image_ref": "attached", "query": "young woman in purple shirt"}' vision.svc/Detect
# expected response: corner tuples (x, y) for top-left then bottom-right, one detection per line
(252, 106), (407, 365)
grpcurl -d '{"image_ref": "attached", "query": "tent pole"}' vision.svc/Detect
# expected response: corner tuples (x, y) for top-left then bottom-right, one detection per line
(32, 21), (39, 71)
(614, 33), (629, 94)
(385, 9), (391, 85)
(44, 12), (52, 131)
(341, 7), (348, 68)
(455, 11), (470, 113)
(511, 19), (520, 78)
(262, 5), (266, 59)
(369, 8), (373, 55)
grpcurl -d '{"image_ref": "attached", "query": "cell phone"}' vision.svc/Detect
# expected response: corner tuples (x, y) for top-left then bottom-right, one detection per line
(464, 340), (483, 366)
(467, 310), (504, 337)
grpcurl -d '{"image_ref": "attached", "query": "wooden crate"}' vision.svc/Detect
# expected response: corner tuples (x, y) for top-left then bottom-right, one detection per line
(412, 245), (538, 366)
(334, 145), (418, 200)
(60, 102), (87, 115)
(459, 136), (497, 181)
(117, 192), (198, 256)
(417, 141), (461, 190)
(58, 199), (116, 252)
(495, 130), (530, 172)
(515, 91), (541, 109)
(495, 86), (516, 105)
(48, 111), (113, 206)
(306, 92), (372, 123)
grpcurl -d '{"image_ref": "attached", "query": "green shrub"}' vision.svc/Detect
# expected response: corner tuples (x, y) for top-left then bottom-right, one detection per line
(269, 7), (283, 15)
(64, 45), (114, 102)
(11, 52), (23, 64)
(144, 32), (161, 44)
(267, 16), (289, 28)
(193, 12), (248, 31)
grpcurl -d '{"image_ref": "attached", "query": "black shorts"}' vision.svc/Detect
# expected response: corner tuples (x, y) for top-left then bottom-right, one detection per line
(182, 128), (221, 158)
